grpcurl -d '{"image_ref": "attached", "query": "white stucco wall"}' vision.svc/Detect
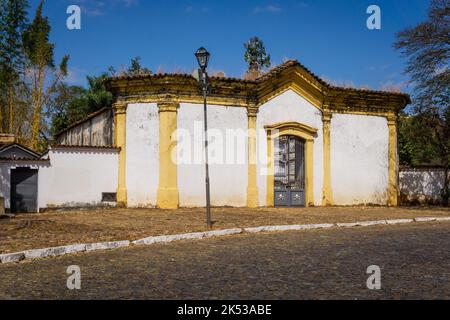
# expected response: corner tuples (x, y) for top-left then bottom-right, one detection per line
(38, 149), (118, 208)
(331, 114), (389, 205)
(177, 103), (248, 207)
(126, 103), (160, 207)
(0, 163), (10, 207)
(400, 168), (448, 204)
(0, 163), (11, 208)
(256, 90), (324, 206)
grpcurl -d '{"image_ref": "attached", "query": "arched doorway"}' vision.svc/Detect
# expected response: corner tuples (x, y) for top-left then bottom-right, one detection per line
(274, 135), (306, 206)
(264, 122), (317, 207)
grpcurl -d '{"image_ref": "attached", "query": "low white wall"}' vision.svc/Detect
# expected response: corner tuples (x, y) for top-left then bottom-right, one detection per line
(400, 167), (447, 204)
(126, 103), (160, 207)
(38, 148), (119, 208)
(331, 114), (389, 205)
(256, 90), (324, 206)
(177, 103), (248, 207)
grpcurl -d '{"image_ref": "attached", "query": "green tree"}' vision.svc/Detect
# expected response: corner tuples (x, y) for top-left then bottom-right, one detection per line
(395, 0), (450, 206)
(50, 73), (113, 137)
(127, 56), (152, 75)
(244, 36), (271, 79)
(0, 0), (29, 133)
(50, 57), (152, 137)
(50, 83), (87, 136)
(22, 0), (68, 149)
(84, 73), (114, 112)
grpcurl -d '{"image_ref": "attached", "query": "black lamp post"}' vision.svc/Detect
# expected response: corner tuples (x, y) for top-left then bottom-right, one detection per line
(195, 47), (212, 229)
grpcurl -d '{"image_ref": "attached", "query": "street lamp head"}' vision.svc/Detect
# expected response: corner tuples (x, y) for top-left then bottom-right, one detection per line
(195, 47), (210, 69)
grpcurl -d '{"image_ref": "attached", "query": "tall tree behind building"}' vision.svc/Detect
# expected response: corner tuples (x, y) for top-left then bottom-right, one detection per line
(395, 0), (450, 205)
(0, 0), (29, 134)
(243, 37), (271, 80)
(50, 56), (152, 138)
(50, 73), (114, 137)
(22, 0), (68, 150)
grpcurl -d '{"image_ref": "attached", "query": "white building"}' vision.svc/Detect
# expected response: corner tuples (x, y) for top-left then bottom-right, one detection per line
(0, 60), (410, 212)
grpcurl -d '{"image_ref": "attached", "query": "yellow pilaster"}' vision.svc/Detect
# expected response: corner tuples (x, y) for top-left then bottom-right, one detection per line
(157, 102), (179, 209)
(322, 112), (333, 206)
(266, 133), (275, 207)
(114, 102), (128, 206)
(387, 115), (398, 206)
(247, 107), (259, 208)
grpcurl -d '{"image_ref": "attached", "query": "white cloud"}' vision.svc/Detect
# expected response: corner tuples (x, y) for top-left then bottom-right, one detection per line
(67, 0), (138, 17)
(184, 5), (209, 14)
(379, 80), (408, 92)
(253, 4), (283, 14)
(64, 67), (87, 86)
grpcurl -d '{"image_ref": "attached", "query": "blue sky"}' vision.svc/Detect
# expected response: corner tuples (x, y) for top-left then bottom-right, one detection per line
(29, 0), (430, 93)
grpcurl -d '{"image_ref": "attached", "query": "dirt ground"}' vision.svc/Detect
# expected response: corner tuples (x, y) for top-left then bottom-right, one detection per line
(0, 206), (449, 253)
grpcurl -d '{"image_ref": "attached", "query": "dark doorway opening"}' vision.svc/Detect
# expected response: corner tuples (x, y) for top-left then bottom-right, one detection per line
(11, 167), (38, 213)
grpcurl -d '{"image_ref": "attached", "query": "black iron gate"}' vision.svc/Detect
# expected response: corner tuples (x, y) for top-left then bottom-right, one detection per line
(274, 136), (306, 207)
(11, 167), (38, 213)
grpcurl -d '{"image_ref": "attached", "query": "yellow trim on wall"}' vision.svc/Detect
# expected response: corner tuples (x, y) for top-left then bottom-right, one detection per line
(387, 116), (398, 206)
(156, 102), (180, 209)
(266, 134), (275, 207)
(264, 122), (317, 207)
(247, 108), (259, 208)
(114, 102), (128, 206)
(322, 112), (333, 206)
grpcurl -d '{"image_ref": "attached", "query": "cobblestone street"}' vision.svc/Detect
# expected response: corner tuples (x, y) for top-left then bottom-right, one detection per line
(1, 222), (449, 300)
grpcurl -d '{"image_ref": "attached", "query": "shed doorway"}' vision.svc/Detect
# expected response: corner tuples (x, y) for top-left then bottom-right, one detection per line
(11, 167), (38, 213)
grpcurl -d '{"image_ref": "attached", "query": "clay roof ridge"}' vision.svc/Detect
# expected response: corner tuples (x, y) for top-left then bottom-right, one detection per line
(106, 59), (411, 100)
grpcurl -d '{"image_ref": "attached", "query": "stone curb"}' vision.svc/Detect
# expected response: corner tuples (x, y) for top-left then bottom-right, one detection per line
(385, 218), (414, 225)
(132, 228), (243, 246)
(85, 240), (130, 252)
(434, 217), (450, 222)
(24, 244), (87, 260)
(243, 223), (334, 234)
(1, 217), (449, 265)
(414, 217), (437, 222)
(0, 252), (25, 264)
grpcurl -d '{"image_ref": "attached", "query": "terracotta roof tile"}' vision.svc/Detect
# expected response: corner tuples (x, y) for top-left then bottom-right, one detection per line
(50, 145), (120, 151)
(0, 157), (50, 162)
(107, 59), (410, 101)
